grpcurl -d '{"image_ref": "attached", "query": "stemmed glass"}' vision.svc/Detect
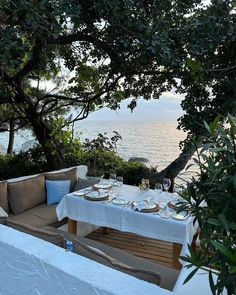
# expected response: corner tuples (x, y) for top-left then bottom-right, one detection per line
(154, 183), (162, 204)
(116, 176), (123, 187)
(163, 178), (171, 192)
(109, 173), (117, 185)
(116, 176), (123, 197)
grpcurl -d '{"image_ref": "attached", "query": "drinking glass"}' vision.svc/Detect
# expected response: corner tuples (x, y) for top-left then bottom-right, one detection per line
(154, 183), (162, 204)
(109, 173), (117, 184)
(163, 178), (171, 192)
(116, 176), (123, 187)
(116, 176), (123, 197)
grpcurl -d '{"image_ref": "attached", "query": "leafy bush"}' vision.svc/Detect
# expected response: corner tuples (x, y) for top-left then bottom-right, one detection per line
(0, 130), (150, 185)
(182, 115), (236, 295)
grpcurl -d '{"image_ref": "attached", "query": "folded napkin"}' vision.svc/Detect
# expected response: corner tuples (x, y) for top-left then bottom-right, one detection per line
(134, 198), (154, 211)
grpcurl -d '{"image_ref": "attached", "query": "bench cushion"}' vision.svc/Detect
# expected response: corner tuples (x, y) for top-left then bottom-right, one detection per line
(47, 227), (180, 290)
(8, 203), (66, 228)
(0, 181), (9, 213)
(7, 174), (46, 215)
(7, 220), (65, 247)
(45, 167), (77, 192)
(73, 238), (161, 286)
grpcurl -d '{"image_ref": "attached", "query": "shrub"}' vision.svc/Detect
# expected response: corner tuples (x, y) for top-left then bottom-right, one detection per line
(182, 115), (236, 295)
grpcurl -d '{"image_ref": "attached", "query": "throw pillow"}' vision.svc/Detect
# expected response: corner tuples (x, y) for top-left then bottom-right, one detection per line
(8, 174), (46, 215)
(73, 177), (100, 192)
(46, 180), (71, 205)
(45, 167), (77, 192)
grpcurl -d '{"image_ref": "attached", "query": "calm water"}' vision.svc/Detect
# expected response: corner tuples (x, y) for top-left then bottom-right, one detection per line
(0, 121), (187, 173)
(76, 121), (186, 172)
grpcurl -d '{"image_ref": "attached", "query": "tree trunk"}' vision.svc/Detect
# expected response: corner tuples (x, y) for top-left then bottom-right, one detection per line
(147, 140), (201, 191)
(7, 120), (15, 154)
(29, 115), (66, 170)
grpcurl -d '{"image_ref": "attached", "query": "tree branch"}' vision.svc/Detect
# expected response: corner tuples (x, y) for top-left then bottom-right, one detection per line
(51, 32), (123, 64)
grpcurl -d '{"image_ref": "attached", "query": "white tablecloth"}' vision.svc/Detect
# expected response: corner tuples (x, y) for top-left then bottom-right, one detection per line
(56, 185), (198, 259)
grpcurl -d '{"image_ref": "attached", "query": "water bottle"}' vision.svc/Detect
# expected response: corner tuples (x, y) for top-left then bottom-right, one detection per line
(65, 240), (73, 252)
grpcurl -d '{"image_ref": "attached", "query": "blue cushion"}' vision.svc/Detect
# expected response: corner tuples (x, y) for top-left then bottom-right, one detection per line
(46, 180), (71, 205)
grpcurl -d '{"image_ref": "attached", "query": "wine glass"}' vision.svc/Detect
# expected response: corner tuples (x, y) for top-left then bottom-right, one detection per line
(116, 176), (123, 187)
(109, 173), (117, 184)
(116, 176), (123, 197)
(154, 183), (162, 204)
(163, 178), (171, 192)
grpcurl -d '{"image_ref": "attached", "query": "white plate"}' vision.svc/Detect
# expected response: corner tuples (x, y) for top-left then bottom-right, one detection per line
(73, 191), (86, 197)
(93, 183), (111, 190)
(112, 199), (127, 205)
(133, 201), (156, 210)
(172, 214), (188, 221)
(86, 191), (100, 198)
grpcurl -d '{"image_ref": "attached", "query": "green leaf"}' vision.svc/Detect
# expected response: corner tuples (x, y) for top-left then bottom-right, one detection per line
(211, 241), (236, 263)
(208, 218), (221, 226)
(209, 270), (216, 295)
(218, 214), (229, 232)
(210, 115), (222, 134)
(183, 267), (199, 284)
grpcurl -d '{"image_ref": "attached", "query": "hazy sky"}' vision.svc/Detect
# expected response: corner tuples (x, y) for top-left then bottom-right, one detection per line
(85, 91), (185, 122)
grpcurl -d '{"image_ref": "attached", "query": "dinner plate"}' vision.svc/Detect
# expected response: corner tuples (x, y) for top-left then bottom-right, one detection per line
(133, 201), (159, 213)
(73, 191), (86, 197)
(112, 198), (127, 205)
(93, 183), (112, 190)
(172, 214), (188, 221)
(85, 191), (109, 201)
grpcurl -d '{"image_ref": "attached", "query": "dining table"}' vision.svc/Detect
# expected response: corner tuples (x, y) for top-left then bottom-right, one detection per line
(56, 183), (198, 268)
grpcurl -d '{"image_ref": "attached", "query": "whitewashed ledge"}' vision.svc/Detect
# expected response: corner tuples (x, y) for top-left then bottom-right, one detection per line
(0, 225), (172, 295)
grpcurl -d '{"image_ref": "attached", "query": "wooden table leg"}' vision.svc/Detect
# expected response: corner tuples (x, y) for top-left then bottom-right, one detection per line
(172, 243), (182, 269)
(102, 227), (111, 235)
(68, 219), (77, 235)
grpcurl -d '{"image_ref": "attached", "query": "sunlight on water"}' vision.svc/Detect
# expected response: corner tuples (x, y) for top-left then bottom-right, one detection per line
(75, 121), (186, 172)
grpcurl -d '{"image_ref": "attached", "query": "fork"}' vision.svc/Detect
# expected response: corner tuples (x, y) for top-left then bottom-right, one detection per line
(123, 200), (131, 209)
(103, 196), (116, 205)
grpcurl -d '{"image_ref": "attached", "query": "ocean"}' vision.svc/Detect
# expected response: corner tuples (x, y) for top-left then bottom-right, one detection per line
(0, 120), (186, 173)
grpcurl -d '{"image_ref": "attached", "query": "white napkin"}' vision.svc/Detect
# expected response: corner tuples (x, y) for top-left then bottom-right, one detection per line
(134, 197), (154, 211)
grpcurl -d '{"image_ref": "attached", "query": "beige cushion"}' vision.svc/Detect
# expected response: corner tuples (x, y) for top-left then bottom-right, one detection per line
(73, 238), (161, 286)
(0, 181), (9, 213)
(7, 174), (46, 215)
(72, 236), (180, 290)
(7, 220), (65, 247)
(44, 227), (180, 290)
(45, 167), (77, 192)
(7, 203), (66, 228)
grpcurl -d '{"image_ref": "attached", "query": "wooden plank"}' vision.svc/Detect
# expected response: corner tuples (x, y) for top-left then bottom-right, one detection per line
(86, 228), (181, 269)
(89, 236), (172, 256)
(91, 229), (173, 248)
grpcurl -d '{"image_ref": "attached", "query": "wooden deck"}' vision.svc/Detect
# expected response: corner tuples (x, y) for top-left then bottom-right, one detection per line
(86, 228), (182, 269)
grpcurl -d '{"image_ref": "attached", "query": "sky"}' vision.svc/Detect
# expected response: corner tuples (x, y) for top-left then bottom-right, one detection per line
(85, 91), (185, 122)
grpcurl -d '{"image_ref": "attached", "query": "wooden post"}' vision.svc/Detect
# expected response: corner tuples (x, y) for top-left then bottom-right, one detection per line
(172, 243), (182, 269)
(68, 219), (77, 235)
